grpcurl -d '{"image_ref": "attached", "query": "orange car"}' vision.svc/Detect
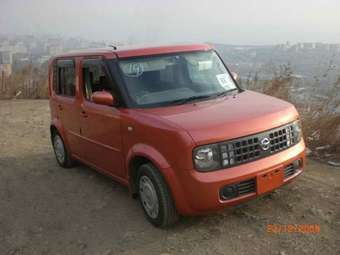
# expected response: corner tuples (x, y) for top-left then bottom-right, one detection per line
(48, 44), (305, 227)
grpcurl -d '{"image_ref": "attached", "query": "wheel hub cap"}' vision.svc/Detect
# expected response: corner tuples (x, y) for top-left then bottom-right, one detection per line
(139, 176), (159, 219)
(53, 135), (65, 164)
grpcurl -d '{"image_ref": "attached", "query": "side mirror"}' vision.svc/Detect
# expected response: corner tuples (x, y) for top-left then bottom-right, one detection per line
(91, 91), (117, 106)
(231, 72), (239, 81)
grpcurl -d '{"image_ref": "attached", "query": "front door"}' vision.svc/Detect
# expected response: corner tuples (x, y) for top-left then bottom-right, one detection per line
(78, 58), (125, 178)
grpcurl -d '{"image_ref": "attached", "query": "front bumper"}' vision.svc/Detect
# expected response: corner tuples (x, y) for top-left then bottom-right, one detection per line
(171, 139), (306, 215)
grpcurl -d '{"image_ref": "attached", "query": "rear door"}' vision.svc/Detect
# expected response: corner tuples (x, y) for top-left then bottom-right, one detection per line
(52, 58), (82, 157)
(78, 58), (125, 178)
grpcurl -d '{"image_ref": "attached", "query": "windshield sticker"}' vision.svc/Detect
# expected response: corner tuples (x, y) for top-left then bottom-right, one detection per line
(125, 63), (144, 77)
(198, 60), (213, 70)
(216, 73), (234, 89)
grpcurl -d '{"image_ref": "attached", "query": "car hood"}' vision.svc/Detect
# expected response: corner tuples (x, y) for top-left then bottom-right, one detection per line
(137, 90), (299, 145)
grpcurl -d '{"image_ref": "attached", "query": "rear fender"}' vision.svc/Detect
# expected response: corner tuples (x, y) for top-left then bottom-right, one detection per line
(50, 118), (71, 152)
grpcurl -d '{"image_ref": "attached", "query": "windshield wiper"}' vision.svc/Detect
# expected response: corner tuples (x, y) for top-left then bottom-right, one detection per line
(169, 95), (214, 105)
(169, 89), (239, 105)
(212, 88), (239, 98)
(170, 95), (210, 104)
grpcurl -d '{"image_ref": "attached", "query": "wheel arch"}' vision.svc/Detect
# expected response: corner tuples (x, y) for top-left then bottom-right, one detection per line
(126, 144), (171, 196)
(128, 155), (151, 196)
(125, 144), (192, 215)
(50, 124), (58, 139)
(49, 119), (70, 152)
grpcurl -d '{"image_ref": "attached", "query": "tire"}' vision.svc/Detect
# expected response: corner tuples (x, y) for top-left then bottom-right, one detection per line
(52, 131), (74, 168)
(137, 163), (179, 228)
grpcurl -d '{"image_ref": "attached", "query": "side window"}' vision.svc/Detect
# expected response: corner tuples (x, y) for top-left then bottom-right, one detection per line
(82, 59), (112, 101)
(55, 59), (75, 97)
(52, 62), (57, 92)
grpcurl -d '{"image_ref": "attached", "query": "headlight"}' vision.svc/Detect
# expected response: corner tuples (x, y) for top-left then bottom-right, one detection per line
(291, 119), (302, 144)
(193, 144), (221, 171)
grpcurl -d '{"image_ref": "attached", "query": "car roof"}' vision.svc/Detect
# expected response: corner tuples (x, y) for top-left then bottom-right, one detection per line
(52, 43), (212, 60)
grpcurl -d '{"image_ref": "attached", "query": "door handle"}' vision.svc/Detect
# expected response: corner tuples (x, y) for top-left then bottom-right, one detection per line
(80, 110), (88, 118)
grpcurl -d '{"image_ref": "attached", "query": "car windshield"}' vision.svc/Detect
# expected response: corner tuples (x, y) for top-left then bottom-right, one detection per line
(118, 50), (238, 107)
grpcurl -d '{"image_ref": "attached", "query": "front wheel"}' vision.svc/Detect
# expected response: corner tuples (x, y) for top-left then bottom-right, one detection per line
(137, 163), (179, 228)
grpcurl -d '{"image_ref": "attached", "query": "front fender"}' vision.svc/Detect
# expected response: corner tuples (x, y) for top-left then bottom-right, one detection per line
(126, 143), (171, 173)
(126, 144), (192, 215)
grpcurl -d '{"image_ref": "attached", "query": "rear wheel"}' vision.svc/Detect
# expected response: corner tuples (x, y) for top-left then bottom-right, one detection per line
(52, 131), (74, 168)
(137, 163), (179, 227)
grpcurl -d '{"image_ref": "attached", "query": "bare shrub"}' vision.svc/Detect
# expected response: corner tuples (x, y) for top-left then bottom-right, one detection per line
(0, 64), (48, 99)
(301, 78), (340, 155)
(244, 65), (340, 157)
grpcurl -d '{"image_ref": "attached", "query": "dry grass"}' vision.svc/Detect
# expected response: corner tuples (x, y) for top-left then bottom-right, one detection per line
(0, 64), (48, 99)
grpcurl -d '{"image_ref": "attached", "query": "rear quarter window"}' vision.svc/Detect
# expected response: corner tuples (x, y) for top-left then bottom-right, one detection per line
(54, 59), (76, 97)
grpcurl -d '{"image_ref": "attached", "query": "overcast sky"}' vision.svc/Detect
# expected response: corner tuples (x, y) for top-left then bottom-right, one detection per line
(1, 0), (339, 45)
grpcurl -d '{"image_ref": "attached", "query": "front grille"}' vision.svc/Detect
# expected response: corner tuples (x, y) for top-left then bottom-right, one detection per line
(269, 126), (291, 152)
(237, 178), (256, 195)
(284, 159), (303, 179)
(284, 163), (296, 178)
(221, 137), (261, 165)
(219, 122), (300, 168)
(220, 178), (256, 200)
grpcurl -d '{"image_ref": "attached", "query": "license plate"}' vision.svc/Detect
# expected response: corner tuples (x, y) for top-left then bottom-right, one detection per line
(257, 168), (283, 195)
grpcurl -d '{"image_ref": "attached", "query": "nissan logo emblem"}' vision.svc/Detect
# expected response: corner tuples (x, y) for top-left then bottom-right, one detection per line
(260, 137), (270, 151)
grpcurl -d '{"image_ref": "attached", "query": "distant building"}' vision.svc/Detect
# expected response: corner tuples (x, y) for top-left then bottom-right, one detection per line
(315, 42), (329, 51)
(12, 42), (28, 54)
(290, 44), (300, 52)
(47, 44), (63, 56)
(37, 55), (51, 64)
(0, 40), (11, 51)
(277, 43), (291, 50)
(302, 42), (315, 49)
(0, 51), (13, 64)
(0, 51), (13, 77)
(297, 43), (304, 49)
(329, 44), (340, 53)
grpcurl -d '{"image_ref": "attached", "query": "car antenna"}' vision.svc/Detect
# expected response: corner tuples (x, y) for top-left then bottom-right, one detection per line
(108, 45), (117, 50)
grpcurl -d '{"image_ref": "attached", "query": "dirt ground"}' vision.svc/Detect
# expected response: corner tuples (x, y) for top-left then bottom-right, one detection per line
(0, 99), (339, 255)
